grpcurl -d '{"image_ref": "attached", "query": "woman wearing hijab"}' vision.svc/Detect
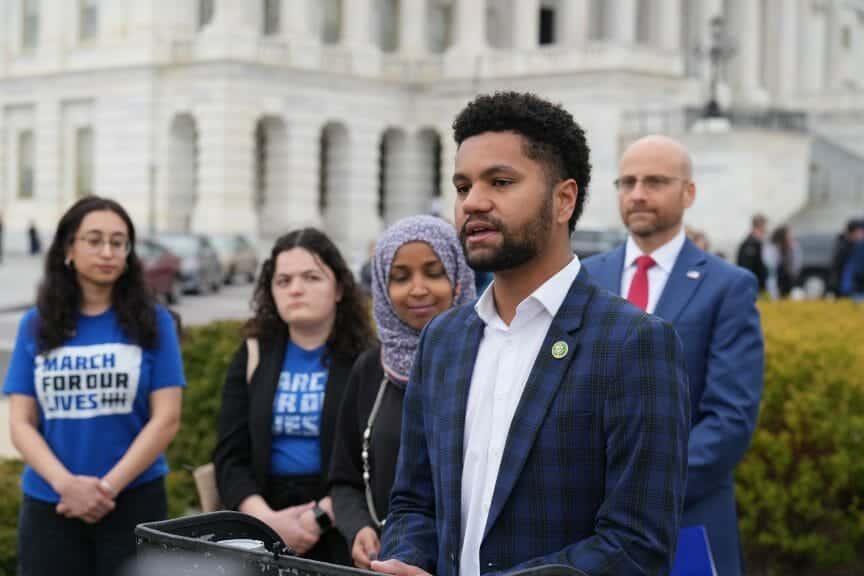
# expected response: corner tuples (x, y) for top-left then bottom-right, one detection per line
(328, 215), (475, 569)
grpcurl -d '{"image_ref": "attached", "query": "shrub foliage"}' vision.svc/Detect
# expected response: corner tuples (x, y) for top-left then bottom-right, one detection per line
(1, 303), (862, 573)
(737, 301), (864, 575)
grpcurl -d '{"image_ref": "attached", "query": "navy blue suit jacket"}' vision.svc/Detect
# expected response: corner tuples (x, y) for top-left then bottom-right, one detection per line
(584, 239), (764, 576)
(379, 269), (691, 575)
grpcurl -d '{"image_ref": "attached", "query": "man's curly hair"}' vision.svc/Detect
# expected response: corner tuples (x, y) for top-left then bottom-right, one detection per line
(452, 91), (592, 232)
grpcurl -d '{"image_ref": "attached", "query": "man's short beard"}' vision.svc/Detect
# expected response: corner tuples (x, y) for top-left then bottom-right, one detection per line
(460, 191), (553, 273)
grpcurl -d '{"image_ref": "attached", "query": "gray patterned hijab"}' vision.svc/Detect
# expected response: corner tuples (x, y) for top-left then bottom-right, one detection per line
(372, 215), (476, 385)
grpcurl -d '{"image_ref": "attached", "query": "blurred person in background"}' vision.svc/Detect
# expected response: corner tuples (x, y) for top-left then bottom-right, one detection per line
(359, 240), (376, 299)
(831, 219), (864, 296)
(840, 220), (864, 299)
(213, 228), (374, 564)
(329, 215), (475, 569)
(686, 226), (710, 252)
(764, 226), (802, 299)
(28, 220), (42, 256)
(4, 196), (185, 576)
(736, 214), (767, 292)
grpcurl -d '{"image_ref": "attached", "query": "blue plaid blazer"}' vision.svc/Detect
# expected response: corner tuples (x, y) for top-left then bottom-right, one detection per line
(380, 269), (691, 575)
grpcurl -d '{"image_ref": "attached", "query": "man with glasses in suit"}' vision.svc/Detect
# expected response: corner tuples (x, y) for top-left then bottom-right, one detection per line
(584, 135), (765, 576)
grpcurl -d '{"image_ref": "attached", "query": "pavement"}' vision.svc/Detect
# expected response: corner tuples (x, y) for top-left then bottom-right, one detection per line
(0, 255), (43, 316)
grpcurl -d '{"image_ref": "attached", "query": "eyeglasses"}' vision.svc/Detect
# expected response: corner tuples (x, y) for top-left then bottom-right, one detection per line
(613, 175), (687, 192)
(76, 235), (131, 256)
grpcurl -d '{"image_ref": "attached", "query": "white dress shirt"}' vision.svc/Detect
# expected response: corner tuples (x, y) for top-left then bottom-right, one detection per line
(460, 256), (582, 576)
(620, 228), (687, 314)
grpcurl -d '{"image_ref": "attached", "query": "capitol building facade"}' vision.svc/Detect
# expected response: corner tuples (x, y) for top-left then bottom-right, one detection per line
(1, 0), (863, 262)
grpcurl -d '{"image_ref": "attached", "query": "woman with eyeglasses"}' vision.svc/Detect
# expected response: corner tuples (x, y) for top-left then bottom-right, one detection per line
(3, 196), (185, 576)
(213, 228), (374, 564)
(328, 215), (475, 568)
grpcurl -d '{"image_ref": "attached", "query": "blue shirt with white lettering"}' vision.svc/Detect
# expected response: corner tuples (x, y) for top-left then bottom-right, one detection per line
(2, 305), (185, 503)
(270, 341), (328, 476)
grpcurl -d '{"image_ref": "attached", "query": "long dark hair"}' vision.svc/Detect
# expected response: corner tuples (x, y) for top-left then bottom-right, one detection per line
(36, 196), (157, 352)
(245, 228), (373, 360)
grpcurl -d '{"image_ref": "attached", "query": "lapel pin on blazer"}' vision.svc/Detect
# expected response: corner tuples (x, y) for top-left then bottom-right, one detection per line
(686, 270), (701, 280)
(551, 341), (569, 359)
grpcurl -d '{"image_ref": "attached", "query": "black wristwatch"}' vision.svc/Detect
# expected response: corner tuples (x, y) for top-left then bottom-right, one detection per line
(313, 505), (333, 533)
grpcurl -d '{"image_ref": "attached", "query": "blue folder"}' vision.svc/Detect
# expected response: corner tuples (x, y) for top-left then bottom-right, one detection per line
(671, 525), (717, 576)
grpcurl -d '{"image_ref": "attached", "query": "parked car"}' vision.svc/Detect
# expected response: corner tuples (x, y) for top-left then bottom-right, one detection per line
(157, 233), (223, 295)
(796, 232), (836, 298)
(210, 234), (258, 284)
(570, 227), (628, 259)
(137, 238), (183, 305)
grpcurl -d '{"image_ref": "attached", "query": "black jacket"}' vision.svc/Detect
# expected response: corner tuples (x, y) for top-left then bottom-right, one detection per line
(329, 346), (405, 546)
(213, 330), (357, 511)
(736, 234), (766, 291)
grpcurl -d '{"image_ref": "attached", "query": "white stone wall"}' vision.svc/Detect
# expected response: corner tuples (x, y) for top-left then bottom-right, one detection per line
(679, 130), (812, 256)
(0, 0), (861, 262)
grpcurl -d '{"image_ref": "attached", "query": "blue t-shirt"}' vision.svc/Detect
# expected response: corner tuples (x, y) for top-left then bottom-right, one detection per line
(270, 341), (328, 476)
(2, 305), (186, 502)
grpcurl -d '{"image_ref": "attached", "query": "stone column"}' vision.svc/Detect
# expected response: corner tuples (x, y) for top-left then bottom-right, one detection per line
(325, 123), (381, 267)
(193, 104), (258, 234)
(445, 0), (487, 76)
(658, 0), (681, 52)
(823, 0), (838, 90)
(514, 0), (540, 51)
(209, 0), (258, 33)
(341, 0), (380, 75)
(277, 118), (324, 233)
(399, 0), (427, 56)
(128, 0), (163, 60)
(39, 0), (65, 68)
(282, 0), (321, 68)
(767, 0), (796, 97)
(437, 128), (458, 224)
(383, 130), (434, 224)
(730, 0), (764, 101)
(199, 0), (258, 59)
(559, 0), (590, 48)
(343, 0), (372, 46)
(612, 0), (637, 45)
(0, 2), (9, 73)
(35, 100), (63, 224)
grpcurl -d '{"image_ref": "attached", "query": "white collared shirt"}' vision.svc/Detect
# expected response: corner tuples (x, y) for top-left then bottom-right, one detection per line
(620, 228), (686, 314)
(460, 256), (582, 576)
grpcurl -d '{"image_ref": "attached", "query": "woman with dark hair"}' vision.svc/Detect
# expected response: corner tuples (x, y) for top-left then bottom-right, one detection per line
(3, 196), (185, 576)
(765, 226), (802, 298)
(328, 215), (475, 568)
(214, 228), (374, 564)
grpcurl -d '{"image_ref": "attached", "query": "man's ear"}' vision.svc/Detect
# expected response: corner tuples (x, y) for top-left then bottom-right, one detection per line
(684, 180), (696, 209)
(555, 179), (579, 226)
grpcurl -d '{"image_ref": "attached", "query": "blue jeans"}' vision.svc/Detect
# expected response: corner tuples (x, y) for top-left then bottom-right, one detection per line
(17, 477), (166, 576)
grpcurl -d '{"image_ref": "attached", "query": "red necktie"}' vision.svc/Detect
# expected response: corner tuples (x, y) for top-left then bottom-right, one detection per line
(627, 255), (656, 311)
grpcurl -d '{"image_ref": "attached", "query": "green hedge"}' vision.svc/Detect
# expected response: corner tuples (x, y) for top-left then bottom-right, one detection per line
(0, 460), (23, 575)
(736, 301), (864, 575)
(165, 320), (243, 517)
(1, 303), (863, 573)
